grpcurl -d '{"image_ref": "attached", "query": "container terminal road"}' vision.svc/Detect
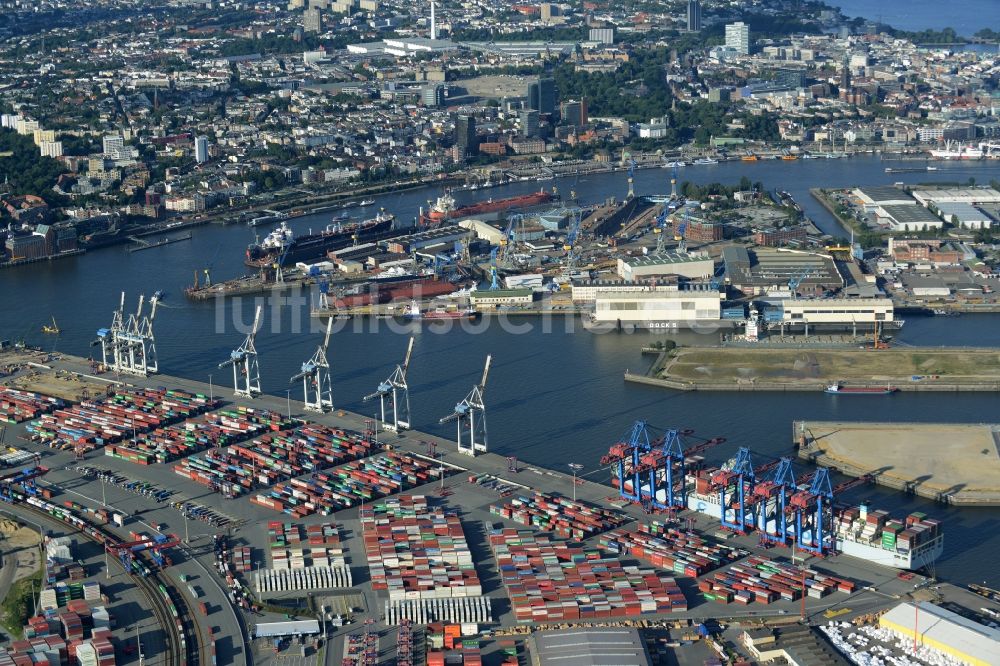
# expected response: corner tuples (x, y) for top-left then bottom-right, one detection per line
(0, 347), (998, 666)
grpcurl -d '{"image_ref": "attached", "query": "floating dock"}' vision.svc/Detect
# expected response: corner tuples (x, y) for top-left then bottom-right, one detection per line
(795, 420), (1000, 506)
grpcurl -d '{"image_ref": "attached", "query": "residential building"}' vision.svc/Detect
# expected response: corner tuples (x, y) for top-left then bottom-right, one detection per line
(686, 0), (701, 32)
(725, 22), (749, 55)
(421, 84), (445, 108)
(519, 109), (539, 138)
(454, 115), (476, 158)
(102, 135), (124, 158)
(559, 100), (587, 127)
(304, 7), (323, 33)
(195, 136), (209, 164)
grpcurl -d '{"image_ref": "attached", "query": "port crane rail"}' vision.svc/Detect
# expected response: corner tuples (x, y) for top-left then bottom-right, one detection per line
(291, 317), (334, 412)
(364, 336), (414, 432)
(220, 305), (262, 398)
(440, 355), (491, 456)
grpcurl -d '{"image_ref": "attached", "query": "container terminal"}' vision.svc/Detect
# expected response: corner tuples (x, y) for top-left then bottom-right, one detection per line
(0, 347), (998, 666)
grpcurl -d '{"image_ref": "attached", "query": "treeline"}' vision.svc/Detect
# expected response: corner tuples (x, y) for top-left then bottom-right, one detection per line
(0, 129), (67, 206)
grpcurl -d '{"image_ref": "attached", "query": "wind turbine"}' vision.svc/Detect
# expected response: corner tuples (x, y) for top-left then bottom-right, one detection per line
(364, 336), (414, 432)
(439, 355), (491, 455)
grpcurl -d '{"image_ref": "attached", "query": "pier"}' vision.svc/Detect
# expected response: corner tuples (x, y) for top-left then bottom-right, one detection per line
(794, 421), (1000, 506)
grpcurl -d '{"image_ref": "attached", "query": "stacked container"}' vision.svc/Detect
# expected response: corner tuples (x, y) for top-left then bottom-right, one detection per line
(175, 424), (375, 498)
(0, 388), (63, 424)
(490, 528), (687, 622)
(362, 496), (489, 625)
(106, 407), (292, 465)
(598, 521), (746, 577)
(706, 555), (856, 605)
(27, 388), (214, 452)
(253, 452), (447, 516)
(489, 491), (627, 539)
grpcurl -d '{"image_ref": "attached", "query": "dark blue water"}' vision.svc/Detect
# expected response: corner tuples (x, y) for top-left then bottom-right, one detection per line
(4, 155), (1000, 585)
(828, 0), (999, 36)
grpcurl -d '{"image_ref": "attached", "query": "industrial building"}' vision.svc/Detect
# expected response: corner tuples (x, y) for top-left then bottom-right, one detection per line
(775, 297), (895, 331)
(571, 279), (679, 304)
(617, 252), (714, 281)
(591, 288), (723, 327)
(852, 186), (915, 212)
(253, 620), (321, 638)
(470, 288), (534, 307)
(933, 202), (993, 229)
(722, 247), (843, 297)
(384, 226), (472, 254)
(875, 204), (943, 232)
(911, 187), (1000, 208)
(530, 627), (651, 666)
(880, 602), (1000, 666)
(457, 219), (505, 245)
(742, 625), (851, 666)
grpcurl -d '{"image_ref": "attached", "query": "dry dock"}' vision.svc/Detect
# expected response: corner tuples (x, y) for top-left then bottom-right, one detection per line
(795, 420), (1000, 506)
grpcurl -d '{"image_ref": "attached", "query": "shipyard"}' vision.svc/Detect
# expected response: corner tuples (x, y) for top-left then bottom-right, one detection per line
(6, 0), (1000, 663)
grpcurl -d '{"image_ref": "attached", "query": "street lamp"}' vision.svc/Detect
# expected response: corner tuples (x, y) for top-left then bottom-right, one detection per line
(568, 463), (584, 502)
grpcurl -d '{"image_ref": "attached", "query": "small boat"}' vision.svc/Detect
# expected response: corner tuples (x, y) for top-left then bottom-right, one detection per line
(153, 290), (165, 301)
(825, 383), (897, 395)
(693, 158), (718, 165)
(926, 166), (938, 171)
(341, 201), (359, 208)
(359, 199), (375, 206)
(801, 154), (819, 159)
(664, 161), (687, 168)
(41, 316), (60, 334)
(331, 211), (352, 222)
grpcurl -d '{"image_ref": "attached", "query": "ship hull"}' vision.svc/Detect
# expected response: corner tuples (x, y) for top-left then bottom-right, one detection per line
(420, 191), (557, 226)
(246, 218), (398, 267)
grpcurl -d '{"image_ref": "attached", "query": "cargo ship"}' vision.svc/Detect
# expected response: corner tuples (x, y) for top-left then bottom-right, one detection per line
(245, 211), (396, 268)
(418, 189), (557, 226)
(402, 301), (478, 320)
(929, 142), (984, 160)
(824, 383), (897, 395)
(616, 471), (943, 571)
(331, 275), (460, 308)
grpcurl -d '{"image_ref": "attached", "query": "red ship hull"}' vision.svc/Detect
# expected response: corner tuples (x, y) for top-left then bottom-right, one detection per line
(335, 277), (457, 308)
(420, 191), (556, 225)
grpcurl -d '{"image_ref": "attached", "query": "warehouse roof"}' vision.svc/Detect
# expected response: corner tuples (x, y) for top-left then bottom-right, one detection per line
(855, 186), (914, 205)
(253, 620), (320, 638)
(624, 252), (712, 267)
(934, 202), (992, 222)
(881, 602), (1000, 665)
(724, 247), (842, 287)
(878, 205), (941, 225)
(532, 628), (651, 666)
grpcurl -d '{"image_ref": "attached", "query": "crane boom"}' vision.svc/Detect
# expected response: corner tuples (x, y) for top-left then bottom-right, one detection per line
(402, 336), (414, 375)
(479, 354), (491, 391)
(321, 317), (333, 352)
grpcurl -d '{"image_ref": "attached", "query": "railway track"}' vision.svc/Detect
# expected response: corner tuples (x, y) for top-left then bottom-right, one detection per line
(5, 498), (202, 666)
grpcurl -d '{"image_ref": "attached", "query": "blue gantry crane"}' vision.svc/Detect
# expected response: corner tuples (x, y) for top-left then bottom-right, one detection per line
(711, 447), (757, 533)
(748, 457), (798, 545)
(487, 247), (500, 290)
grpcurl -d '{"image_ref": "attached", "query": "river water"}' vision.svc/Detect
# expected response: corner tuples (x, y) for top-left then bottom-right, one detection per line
(4, 155), (1000, 585)
(827, 0), (999, 37)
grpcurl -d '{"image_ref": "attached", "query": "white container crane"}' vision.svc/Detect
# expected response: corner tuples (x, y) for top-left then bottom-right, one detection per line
(364, 336), (414, 432)
(439, 354), (491, 456)
(291, 317), (334, 412)
(220, 305), (263, 398)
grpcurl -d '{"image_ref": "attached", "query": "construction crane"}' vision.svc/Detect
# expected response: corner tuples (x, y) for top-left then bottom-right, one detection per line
(653, 208), (669, 254)
(364, 336), (414, 432)
(562, 208), (584, 275)
(291, 317), (334, 412)
(487, 247), (500, 290)
(498, 214), (524, 267)
(787, 268), (813, 298)
(439, 355), (491, 455)
(219, 305), (262, 398)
